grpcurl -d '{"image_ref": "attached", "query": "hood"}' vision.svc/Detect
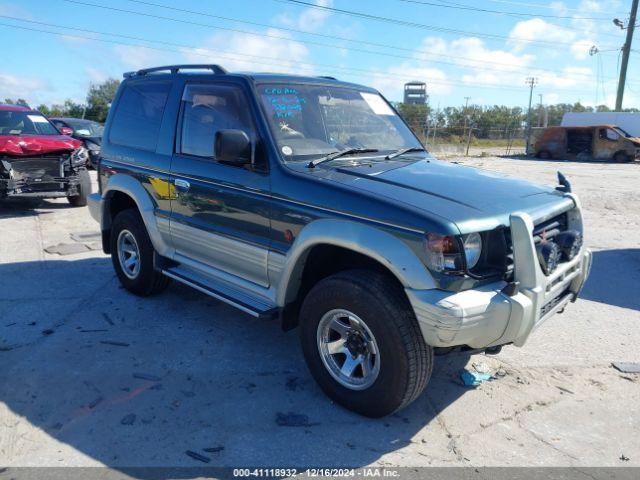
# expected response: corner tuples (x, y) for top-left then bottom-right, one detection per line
(302, 156), (573, 233)
(628, 137), (640, 146)
(0, 135), (82, 157)
(77, 135), (102, 147)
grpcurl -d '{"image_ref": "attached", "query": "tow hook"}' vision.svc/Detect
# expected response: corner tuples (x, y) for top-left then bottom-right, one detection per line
(485, 345), (502, 355)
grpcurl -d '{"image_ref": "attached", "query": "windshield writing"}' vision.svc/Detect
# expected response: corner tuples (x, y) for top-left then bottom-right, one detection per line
(259, 84), (422, 161)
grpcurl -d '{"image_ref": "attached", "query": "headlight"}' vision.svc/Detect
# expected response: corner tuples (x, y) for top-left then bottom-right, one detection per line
(425, 232), (483, 273)
(462, 232), (482, 269)
(85, 141), (100, 154)
(71, 147), (89, 165)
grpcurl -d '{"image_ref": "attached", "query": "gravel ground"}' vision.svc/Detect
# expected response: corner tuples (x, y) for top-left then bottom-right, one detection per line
(0, 158), (638, 471)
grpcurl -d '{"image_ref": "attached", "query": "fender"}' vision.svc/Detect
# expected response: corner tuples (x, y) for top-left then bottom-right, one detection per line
(102, 173), (174, 258)
(276, 218), (437, 307)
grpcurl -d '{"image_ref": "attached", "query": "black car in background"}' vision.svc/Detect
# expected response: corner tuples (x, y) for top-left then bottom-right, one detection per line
(50, 117), (103, 167)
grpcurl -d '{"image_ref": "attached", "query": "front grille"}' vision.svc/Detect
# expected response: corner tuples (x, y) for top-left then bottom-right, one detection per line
(503, 210), (574, 280)
(2, 155), (67, 180)
(532, 213), (568, 245)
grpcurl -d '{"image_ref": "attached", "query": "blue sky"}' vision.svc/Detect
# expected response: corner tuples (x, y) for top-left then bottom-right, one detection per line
(0, 0), (636, 109)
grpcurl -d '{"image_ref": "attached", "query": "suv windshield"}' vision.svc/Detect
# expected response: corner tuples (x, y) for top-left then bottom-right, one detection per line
(64, 119), (104, 137)
(258, 83), (422, 161)
(0, 111), (59, 136)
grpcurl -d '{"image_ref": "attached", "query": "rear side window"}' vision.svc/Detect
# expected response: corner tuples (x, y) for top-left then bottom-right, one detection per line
(109, 81), (171, 151)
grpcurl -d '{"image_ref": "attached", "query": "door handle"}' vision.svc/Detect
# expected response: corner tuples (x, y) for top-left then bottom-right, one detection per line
(174, 179), (190, 190)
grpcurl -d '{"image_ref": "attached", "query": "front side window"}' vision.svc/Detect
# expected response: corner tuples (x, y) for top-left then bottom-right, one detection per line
(257, 83), (422, 162)
(600, 128), (620, 141)
(109, 81), (171, 151)
(0, 111), (59, 136)
(180, 83), (254, 158)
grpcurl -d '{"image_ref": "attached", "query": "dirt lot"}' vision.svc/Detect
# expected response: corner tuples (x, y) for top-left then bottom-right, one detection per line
(1, 157), (639, 471)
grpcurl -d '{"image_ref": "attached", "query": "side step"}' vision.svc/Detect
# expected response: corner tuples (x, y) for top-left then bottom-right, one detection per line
(162, 266), (279, 320)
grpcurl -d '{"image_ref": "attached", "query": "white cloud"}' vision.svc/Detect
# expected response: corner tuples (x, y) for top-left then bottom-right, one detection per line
(0, 72), (46, 104)
(183, 29), (313, 74)
(508, 18), (576, 53)
(275, 0), (333, 31)
(113, 45), (167, 69)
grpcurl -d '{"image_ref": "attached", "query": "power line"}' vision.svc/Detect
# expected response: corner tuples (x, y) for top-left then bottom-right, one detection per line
(467, 0), (626, 15)
(397, 0), (612, 21)
(275, 0), (616, 48)
(52, 0), (624, 84)
(0, 20), (602, 96)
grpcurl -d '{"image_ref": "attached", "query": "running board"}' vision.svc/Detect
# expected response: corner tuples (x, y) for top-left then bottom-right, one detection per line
(162, 266), (279, 320)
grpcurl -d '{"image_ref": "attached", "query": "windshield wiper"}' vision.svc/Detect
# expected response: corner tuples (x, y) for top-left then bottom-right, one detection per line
(307, 148), (379, 168)
(385, 147), (426, 160)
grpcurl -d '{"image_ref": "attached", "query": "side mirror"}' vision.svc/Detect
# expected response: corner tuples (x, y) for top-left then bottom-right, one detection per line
(214, 129), (252, 165)
(60, 126), (74, 136)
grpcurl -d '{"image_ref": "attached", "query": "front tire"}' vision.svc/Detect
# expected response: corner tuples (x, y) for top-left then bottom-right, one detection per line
(110, 209), (170, 296)
(613, 151), (631, 163)
(299, 269), (433, 417)
(67, 169), (92, 207)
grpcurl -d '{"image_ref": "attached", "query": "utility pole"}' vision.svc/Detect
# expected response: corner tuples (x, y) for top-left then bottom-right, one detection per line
(525, 77), (538, 153)
(463, 96), (470, 137)
(615, 0), (639, 111)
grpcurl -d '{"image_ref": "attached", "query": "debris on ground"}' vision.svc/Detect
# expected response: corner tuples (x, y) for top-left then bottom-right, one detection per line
(120, 414), (136, 425)
(100, 340), (130, 347)
(460, 369), (493, 386)
(133, 373), (161, 381)
(185, 450), (210, 463)
(101, 313), (115, 326)
(495, 367), (507, 377)
(275, 412), (319, 427)
(203, 446), (224, 453)
(612, 362), (640, 374)
(620, 454), (630, 462)
(556, 386), (574, 395)
(472, 362), (491, 374)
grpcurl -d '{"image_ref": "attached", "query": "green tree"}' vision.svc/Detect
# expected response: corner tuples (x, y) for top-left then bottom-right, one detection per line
(3, 98), (30, 107)
(397, 103), (430, 138)
(85, 79), (120, 122)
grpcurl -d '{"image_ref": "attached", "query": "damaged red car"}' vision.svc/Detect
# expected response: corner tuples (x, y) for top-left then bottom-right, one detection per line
(0, 104), (92, 206)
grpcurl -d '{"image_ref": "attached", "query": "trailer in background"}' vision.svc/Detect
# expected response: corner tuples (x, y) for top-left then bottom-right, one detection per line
(562, 112), (640, 137)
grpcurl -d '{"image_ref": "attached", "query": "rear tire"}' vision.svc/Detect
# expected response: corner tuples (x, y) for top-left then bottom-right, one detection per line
(67, 169), (92, 207)
(110, 208), (170, 296)
(537, 150), (551, 160)
(299, 269), (433, 417)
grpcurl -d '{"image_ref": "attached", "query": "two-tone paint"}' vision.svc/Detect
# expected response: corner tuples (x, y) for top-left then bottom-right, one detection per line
(91, 70), (591, 349)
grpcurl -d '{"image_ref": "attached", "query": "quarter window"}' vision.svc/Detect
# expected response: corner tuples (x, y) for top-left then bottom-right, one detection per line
(109, 81), (171, 151)
(180, 84), (254, 158)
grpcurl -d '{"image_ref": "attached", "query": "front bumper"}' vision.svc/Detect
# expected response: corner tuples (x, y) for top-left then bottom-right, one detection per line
(0, 174), (82, 198)
(406, 204), (592, 349)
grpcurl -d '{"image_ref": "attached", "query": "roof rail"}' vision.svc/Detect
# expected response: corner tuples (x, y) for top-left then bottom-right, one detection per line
(123, 64), (227, 78)
(317, 75), (338, 80)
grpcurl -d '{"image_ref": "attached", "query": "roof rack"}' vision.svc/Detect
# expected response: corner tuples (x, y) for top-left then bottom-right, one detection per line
(123, 64), (227, 79)
(317, 75), (338, 80)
